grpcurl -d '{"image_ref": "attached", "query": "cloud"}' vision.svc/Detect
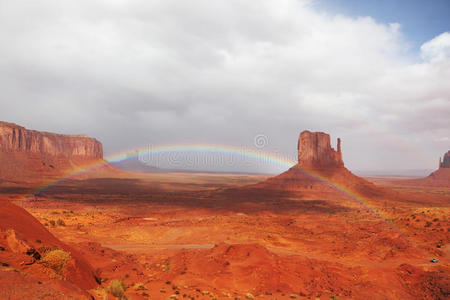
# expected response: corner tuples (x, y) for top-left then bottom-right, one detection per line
(421, 32), (450, 62)
(0, 0), (448, 172)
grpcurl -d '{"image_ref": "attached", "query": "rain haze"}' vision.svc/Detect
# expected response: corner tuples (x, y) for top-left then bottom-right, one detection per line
(0, 0), (449, 174)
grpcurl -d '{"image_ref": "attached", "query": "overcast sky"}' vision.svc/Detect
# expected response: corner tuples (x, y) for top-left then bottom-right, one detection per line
(0, 0), (449, 173)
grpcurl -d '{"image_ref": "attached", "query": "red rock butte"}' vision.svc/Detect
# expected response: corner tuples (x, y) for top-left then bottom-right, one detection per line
(241, 130), (384, 200)
(439, 150), (450, 169)
(419, 149), (450, 187)
(297, 130), (343, 168)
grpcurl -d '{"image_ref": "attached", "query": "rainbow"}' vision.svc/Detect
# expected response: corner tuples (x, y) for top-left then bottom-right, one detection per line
(30, 143), (387, 218)
(107, 143), (298, 168)
(30, 143), (296, 195)
(26, 143), (424, 256)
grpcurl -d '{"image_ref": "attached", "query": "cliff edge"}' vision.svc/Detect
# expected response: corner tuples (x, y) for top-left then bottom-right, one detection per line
(0, 121), (109, 183)
(0, 121), (102, 159)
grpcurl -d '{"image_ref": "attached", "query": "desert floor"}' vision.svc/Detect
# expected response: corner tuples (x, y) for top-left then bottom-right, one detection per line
(2, 171), (449, 299)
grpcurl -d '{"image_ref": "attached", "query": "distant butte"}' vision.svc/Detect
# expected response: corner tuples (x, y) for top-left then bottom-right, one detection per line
(297, 130), (343, 168)
(422, 150), (450, 187)
(439, 150), (450, 169)
(0, 121), (116, 183)
(237, 130), (384, 200)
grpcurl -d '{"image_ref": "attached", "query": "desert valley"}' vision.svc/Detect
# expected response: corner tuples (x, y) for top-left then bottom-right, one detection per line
(0, 121), (448, 299)
(1, 1), (449, 299)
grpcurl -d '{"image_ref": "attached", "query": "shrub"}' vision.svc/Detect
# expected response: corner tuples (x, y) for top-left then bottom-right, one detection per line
(245, 293), (254, 299)
(40, 249), (71, 273)
(108, 280), (126, 299)
(57, 219), (65, 226)
(133, 283), (147, 291)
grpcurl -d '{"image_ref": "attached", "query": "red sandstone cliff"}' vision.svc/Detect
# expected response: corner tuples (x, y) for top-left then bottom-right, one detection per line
(0, 121), (102, 159)
(439, 150), (450, 169)
(246, 130), (384, 199)
(297, 131), (343, 168)
(0, 121), (111, 183)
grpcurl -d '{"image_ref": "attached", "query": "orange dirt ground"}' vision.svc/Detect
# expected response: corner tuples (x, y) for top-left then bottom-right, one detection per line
(0, 169), (448, 300)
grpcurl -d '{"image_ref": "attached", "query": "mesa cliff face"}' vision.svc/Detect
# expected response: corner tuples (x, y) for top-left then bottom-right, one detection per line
(0, 121), (109, 183)
(0, 121), (102, 159)
(245, 130), (383, 199)
(297, 131), (343, 168)
(439, 151), (450, 169)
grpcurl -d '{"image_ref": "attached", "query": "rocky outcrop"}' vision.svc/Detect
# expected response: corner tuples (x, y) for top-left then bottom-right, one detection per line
(400, 150), (450, 188)
(439, 151), (450, 168)
(0, 121), (112, 183)
(297, 131), (343, 168)
(0, 121), (102, 159)
(242, 130), (384, 200)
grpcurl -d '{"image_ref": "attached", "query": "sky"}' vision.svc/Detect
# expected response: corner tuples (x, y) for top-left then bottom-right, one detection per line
(0, 0), (449, 174)
(316, 0), (450, 51)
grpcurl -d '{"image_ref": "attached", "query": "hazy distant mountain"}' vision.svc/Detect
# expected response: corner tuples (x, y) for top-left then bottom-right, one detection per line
(109, 156), (163, 173)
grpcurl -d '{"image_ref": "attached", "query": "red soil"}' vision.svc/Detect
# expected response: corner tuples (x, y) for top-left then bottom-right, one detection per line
(0, 127), (448, 299)
(0, 199), (99, 297)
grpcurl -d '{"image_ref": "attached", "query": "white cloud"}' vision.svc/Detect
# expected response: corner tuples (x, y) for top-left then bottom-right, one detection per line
(421, 32), (450, 62)
(0, 0), (448, 172)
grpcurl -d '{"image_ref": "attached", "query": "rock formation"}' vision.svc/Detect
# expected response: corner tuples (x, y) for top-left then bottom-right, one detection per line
(439, 150), (450, 168)
(412, 150), (450, 187)
(297, 131), (343, 168)
(0, 121), (110, 182)
(241, 130), (383, 200)
(0, 121), (102, 159)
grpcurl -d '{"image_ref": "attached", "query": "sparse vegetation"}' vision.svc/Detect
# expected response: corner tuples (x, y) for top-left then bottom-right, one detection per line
(108, 279), (127, 299)
(162, 263), (171, 272)
(133, 283), (147, 291)
(245, 293), (254, 299)
(57, 219), (65, 226)
(40, 249), (71, 274)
